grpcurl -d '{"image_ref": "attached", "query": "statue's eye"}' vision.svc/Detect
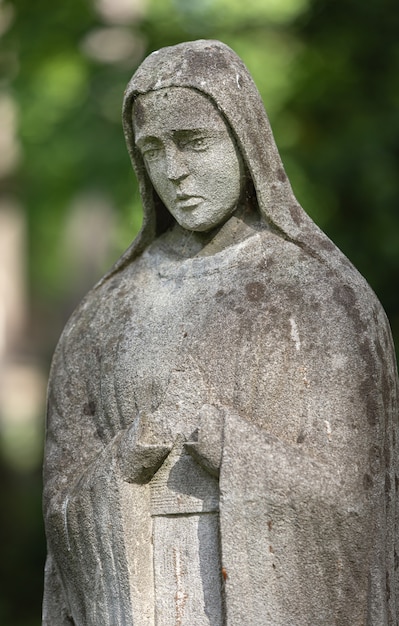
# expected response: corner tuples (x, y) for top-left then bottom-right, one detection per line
(181, 137), (208, 151)
(191, 138), (206, 149)
(142, 147), (161, 161)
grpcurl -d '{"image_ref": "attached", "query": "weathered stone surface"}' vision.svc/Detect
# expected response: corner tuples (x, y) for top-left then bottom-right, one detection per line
(43, 40), (399, 625)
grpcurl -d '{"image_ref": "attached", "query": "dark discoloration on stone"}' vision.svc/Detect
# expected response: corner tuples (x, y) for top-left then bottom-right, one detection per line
(245, 281), (265, 302)
(375, 337), (385, 363)
(310, 299), (321, 312)
(369, 445), (381, 473)
(381, 369), (393, 412)
(359, 340), (376, 374)
(366, 397), (379, 428)
(83, 401), (96, 416)
(359, 379), (379, 427)
(132, 98), (146, 128)
(185, 44), (230, 75)
(333, 284), (357, 309)
(214, 288), (246, 316)
(363, 473), (373, 490)
(107, 279), (121, 292)
(385, 473), (392, 497)
(341, 257), (353, 270)
(333, 284), (367, 332)
(384, 437), (392, 470)
(289, 204), (303, 226)
(279, 286), (297, 305)
(296, 431), (306, 444)
(372, 334), (396, 412)
(277, 168), (287, 182)
(318, 239), (336, 252)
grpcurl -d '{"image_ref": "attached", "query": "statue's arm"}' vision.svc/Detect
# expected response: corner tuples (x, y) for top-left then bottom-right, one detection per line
(214, 283), (398, 624)
(42, 332), (113, 623)
(42, 327), (171, 623)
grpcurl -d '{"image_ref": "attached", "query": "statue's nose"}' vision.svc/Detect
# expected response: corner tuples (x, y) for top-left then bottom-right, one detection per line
(165, 145), (189, 182)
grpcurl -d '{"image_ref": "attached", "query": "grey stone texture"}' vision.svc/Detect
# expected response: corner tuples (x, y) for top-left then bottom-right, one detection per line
(43, 40), (399, 625)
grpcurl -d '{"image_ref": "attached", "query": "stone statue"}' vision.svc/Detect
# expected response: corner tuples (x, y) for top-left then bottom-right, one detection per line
(42, 40), (399, 625)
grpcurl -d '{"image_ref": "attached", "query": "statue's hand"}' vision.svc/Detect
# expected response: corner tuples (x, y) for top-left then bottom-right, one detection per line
(118, 412), (172, 484)
(184, 404), (224, 477)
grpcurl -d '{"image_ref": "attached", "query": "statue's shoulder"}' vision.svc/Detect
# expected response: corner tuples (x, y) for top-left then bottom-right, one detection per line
(257, 228), (386, 327)
(53, 260), (138, 359)
(51, 276), (114, 363)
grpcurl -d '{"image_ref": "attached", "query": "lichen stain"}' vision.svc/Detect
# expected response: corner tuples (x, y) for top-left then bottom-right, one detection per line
(359, 340), (376, 374)
(245, 281), (265, 302)
(276, 168), (287, 182)
(132, 98), (146, 127)
(359, 379), (379, 427)
(297, 430), (306, 444)
(318, 238), (336, 252)
(369, 445), (381, 474)
(333, 284), (356, 309)
(107, 278), (121, 292)
(186, 44), (229, 74)
(385, 473), (392, 499)
(83, 401), (96, 416)
(289, 204), (304, 226)
(363, 473), (373, 490)
(333, 284), (368, 332)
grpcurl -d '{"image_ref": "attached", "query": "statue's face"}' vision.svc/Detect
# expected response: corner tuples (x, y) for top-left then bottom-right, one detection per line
(133, 87), (244, 232)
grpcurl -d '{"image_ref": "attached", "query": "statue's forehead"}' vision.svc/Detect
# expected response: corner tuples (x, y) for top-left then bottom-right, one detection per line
(132, 87), (226, 134)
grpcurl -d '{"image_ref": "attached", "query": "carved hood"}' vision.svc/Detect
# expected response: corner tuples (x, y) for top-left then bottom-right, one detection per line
(106, 39), (344, 279)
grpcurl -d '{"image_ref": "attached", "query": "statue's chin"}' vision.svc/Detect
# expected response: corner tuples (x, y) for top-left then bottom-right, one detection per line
(167, 199), (238, 233)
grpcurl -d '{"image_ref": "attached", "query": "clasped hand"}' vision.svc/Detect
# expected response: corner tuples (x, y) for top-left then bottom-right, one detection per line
(118, 404), (224, 483)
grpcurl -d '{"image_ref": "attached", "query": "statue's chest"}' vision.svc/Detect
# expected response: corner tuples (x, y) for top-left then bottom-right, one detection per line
(114, 271), (214, 383)
(99, 252), (272, 436)
(103, 268), (235, 430)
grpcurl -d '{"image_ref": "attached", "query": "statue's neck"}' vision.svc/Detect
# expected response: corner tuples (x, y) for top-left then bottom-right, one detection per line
(160, 204), (265, 259)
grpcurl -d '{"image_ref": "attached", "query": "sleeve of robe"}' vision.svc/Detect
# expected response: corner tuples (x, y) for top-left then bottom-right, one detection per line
(42, 298), (134, 626)
(218, 266), (399, 626)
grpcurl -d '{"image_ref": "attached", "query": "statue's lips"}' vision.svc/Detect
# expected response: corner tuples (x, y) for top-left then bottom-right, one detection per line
(175, 194), (203, 209)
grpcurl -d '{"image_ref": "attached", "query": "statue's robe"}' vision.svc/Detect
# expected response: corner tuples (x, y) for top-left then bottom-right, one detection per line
(43, 40), (399, 625)
(43, 219), (398, 625)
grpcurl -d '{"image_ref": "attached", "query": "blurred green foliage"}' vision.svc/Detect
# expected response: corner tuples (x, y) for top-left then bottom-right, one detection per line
(1, 0), (398, 623)
(284, 0), (399, 344)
